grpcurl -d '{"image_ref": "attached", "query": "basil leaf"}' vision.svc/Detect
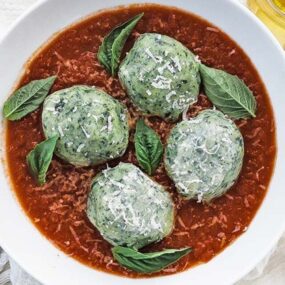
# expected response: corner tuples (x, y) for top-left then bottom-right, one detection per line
(134, 119), (163, 175)
(26, 135), (58, 185)
(112, 246), (191, 274)
(199, 64), (257, 119)
(98, 13), (144, 76)
(3, 76), (56, 121)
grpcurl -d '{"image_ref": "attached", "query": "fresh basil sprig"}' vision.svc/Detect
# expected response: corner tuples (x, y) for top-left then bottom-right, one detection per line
(26, 135), (58, 186)
(134, 119), (163, 175)
(112, 246), (191, 274)
(199, 64), (257, 119)
(3, 76), (56, 121)
(98, 13), (144, 76)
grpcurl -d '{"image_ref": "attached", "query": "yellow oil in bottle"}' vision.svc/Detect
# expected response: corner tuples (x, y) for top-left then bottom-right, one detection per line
(248, 0), (285, 48)
(272, 0), (285, 12)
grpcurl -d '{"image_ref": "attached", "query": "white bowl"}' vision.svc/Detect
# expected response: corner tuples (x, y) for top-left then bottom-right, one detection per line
(0, 0), (285, 284)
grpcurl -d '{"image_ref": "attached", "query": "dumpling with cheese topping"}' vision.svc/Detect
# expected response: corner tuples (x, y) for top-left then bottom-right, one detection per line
(165, 109), (244, 202)
(42, 85), (129, 166)
(87, 163), (174, 249)
(119, 33), (200, 122)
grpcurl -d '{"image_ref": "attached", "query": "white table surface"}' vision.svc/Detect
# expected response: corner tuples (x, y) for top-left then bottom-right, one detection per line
(0, 0), (285, 284)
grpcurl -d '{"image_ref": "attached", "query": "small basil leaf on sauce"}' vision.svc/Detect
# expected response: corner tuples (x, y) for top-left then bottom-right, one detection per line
(26, 135), (58, 186)
(98, 13), (144, 76)
(112, 246), (191, 274)
(134, 119), (163, 175)
(199, 64), (257, 119)
(3, 76), (57, 121)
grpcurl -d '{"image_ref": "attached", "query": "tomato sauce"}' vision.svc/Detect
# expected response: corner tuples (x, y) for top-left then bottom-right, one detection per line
(5, 4), (276, 277)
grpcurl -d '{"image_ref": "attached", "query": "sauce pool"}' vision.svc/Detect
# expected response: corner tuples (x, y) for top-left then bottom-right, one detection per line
(5, 4), (276, 277)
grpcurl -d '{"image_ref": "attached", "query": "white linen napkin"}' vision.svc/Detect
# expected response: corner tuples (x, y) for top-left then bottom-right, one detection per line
(0, 0), (284, 284)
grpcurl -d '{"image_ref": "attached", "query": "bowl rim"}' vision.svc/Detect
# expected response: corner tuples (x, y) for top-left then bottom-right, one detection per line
(0, 0), (285, 285)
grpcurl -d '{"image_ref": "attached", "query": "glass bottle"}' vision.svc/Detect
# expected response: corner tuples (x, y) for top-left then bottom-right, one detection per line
(247, 0), (285, 48)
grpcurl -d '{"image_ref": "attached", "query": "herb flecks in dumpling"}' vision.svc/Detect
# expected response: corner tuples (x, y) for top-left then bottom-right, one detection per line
(42, 85), (129, 166)
(119, 33), (200, 122)
(87, 163), (174, 249)
(165, 110), (244, 202)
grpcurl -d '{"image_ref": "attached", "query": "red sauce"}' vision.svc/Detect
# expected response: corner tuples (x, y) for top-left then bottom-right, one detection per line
(5, 4), (276, 277)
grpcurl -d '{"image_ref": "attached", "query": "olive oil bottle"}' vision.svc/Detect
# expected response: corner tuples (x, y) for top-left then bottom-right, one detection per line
(248, 0), (285, 48)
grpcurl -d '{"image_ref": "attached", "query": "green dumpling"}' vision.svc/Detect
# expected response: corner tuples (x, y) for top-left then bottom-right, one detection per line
(87, 163), (174, 249)
(165, 109), (244, 202)
(119, 33), (200, 121)
(42, 85), (129, 166)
